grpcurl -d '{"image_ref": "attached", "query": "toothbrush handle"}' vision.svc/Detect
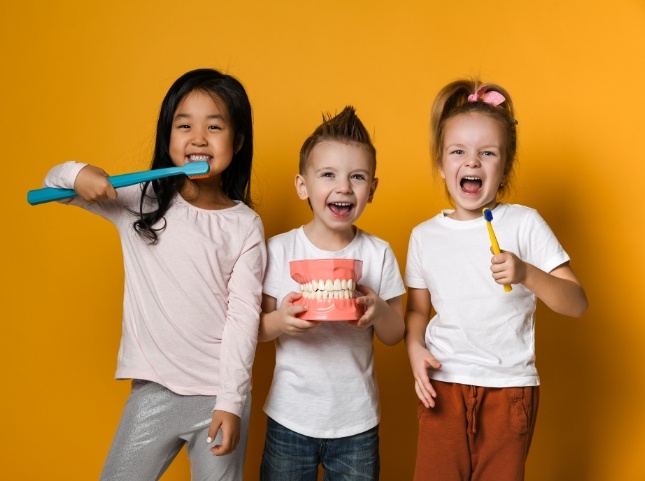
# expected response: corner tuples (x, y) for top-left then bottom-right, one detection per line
(486, 223), (512, 292)
(27, 165), (197, 205)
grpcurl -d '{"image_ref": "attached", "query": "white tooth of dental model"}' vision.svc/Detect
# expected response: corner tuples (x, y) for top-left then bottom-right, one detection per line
(333, 279), (342, 291)
(325, 279), (334, 291)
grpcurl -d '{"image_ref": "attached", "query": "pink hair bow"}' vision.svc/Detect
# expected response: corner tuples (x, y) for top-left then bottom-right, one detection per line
(467, 85), (505, 106)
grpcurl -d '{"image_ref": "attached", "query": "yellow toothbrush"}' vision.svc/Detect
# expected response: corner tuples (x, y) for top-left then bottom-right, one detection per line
(482, 208), (512, 292)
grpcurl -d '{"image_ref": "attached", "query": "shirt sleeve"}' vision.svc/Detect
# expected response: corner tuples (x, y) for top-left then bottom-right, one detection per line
(404, 228), (427, 289)
(215, 215), (267, 416)
(262, 236), (284, 302)
(43, 161), (87, 191)
(521, 210), (570, 274)
(379, 244), (406, 301)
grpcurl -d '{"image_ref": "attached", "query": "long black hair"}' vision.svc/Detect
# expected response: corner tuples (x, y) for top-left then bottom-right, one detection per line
(133, 68), (254, 243)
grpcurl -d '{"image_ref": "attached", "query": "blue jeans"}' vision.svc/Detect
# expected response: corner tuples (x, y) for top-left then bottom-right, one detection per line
(260, 417), (380, 481)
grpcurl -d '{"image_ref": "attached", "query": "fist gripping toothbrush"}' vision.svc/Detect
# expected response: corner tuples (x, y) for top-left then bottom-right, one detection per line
(482, 208), (512, 292)
(27, 161), (210, 205)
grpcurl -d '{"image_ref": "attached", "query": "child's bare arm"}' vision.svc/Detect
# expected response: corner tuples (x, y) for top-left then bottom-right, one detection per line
(258, 293), (318, 342)
(490, 253), (588, 317)
(353, 285), (404, 345)
(405, 288), (441, 408)
(73, 165), (118, 202)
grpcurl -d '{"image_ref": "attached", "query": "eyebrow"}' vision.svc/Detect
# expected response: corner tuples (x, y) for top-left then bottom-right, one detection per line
(173, 113), (226, 121)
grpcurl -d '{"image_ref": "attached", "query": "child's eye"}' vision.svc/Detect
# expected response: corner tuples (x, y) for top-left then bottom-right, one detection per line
(450, 149), (464, 155)
(320, 172), (334, 178)
(481, 151), (497, 157)
(351, 174), (366, 181)
(208, 125), (222, 130)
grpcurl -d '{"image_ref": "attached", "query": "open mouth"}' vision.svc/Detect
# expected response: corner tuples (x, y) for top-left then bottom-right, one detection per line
(460, 176), (482, 194)
(187, 154), (212, 162)
(328, 202), (354, 217)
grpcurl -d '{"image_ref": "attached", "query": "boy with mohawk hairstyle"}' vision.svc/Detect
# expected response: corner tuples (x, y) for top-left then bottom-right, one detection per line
(259, 106), (405, 480)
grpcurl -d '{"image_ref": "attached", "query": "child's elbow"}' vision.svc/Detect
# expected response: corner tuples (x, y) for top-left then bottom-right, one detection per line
(575, 299), (589, 318)
(569, 292), (589, 318)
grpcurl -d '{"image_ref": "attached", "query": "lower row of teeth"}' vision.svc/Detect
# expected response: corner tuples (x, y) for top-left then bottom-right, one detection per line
(299, 279), (356, 300)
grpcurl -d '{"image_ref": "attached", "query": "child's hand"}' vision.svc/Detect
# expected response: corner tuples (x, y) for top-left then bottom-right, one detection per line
(74, 165), (117, 203)
(351, 284), (386, 329)
(490, 250), (527, 286)
(276, 292), (319, 336)
(207, 410), (240, 456)
(408, 342), (441, 408)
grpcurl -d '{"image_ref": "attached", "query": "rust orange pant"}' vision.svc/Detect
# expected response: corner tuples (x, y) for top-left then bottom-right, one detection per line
(414, 381), (539, 481)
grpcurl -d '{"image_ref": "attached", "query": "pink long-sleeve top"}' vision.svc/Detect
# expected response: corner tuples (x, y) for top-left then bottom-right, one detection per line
(44, 161), (267, 416)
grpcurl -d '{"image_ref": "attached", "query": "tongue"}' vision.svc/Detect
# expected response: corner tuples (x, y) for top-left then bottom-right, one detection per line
(329, 204), (352, 216)
(461, 180), (481, 194)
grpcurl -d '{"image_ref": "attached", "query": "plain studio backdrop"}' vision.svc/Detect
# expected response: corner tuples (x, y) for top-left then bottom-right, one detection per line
(1, 1), (643, 480)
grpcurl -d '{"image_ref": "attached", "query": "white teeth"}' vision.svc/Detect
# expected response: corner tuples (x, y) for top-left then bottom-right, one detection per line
(189, 155), (210, 161)
(298, 277), (358, 300)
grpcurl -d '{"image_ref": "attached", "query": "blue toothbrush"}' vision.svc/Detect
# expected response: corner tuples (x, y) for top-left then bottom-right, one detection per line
(27, 161), (210, 206)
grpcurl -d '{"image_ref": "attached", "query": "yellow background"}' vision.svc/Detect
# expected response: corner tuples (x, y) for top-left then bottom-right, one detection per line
(1, 1), (643, 480)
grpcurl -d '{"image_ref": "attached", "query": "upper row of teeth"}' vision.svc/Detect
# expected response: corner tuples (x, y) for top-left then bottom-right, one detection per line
(189, 155), (210, 161)
(299, 279), (356, 299)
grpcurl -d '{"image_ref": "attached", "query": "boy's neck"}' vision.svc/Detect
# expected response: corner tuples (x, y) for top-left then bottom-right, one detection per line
(302, 222), (357, 251)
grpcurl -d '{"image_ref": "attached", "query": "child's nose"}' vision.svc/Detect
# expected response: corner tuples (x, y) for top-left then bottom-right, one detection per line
(464, 154), (481, 168)
(191, 130), (208, 146)
(335, 178), (353, 193)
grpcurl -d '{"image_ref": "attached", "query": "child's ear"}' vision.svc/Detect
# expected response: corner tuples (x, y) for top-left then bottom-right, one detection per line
(368, 177), (379, 203)
(295, 174), (309, 200)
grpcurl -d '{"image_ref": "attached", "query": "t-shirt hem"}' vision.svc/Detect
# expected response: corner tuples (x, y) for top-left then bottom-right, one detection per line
(115, 369), (222, 395)
(264, 409), (380, 439)
(430, 373), (540, 388)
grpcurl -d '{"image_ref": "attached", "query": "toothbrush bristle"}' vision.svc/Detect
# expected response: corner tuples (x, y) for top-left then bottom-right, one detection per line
(483, 209), (493, 221)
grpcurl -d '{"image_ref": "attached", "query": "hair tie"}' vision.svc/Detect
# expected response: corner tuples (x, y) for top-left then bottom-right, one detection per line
(467, 85), (506, 106)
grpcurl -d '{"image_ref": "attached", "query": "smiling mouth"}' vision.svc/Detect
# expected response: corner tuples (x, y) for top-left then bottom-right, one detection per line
(460, 176), (482, 194)
(328, 202), (354, 216)
(187, 154), (211, 162)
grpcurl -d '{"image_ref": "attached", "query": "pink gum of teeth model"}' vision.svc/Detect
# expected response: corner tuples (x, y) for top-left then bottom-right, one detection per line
(289, 259), (363, 321)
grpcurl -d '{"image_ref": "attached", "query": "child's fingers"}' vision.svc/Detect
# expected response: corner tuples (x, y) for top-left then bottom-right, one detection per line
(210, 432), (233, 456)
(414, 378), (436, 408)
(283, 291), (303, 304)
(425, 354), (442, 370)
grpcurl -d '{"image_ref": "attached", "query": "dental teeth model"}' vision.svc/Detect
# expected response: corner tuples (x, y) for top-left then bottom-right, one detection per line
(298, 278), (356, 300)
(289, 259), (363, 321)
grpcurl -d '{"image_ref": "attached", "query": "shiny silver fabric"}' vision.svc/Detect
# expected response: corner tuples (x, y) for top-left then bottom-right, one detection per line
(100, 380), (250, 480)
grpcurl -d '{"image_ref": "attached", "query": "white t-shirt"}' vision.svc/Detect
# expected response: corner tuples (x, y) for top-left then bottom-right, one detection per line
(405, 203), (570, 388)
(263, 227), (405, 438)
(44, 161), (267, 416)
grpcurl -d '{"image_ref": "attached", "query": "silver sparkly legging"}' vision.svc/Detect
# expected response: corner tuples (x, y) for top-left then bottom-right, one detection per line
(100, 380), (251, 481)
